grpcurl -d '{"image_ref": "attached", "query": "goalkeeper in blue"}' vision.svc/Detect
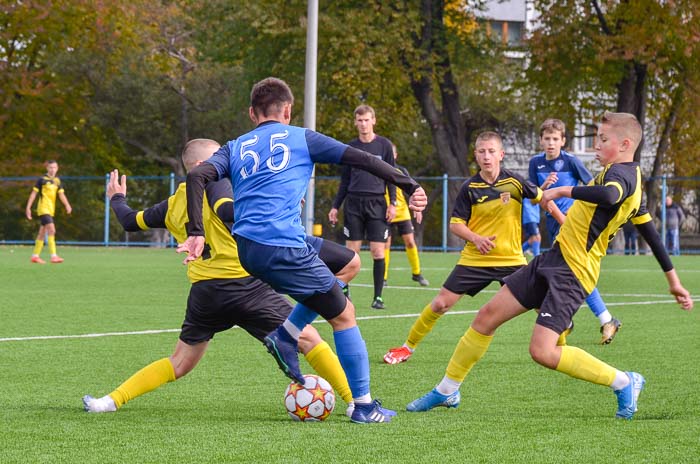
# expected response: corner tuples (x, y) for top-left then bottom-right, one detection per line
(179, 77), (428, 423)
(407, 112), (692, 420)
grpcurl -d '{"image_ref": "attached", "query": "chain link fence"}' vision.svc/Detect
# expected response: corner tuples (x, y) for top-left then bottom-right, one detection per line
(2, 174), (698, 253)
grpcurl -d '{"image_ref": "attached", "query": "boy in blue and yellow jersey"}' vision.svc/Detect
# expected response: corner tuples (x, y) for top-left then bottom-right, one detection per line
(530, 118), (620, 344)
(180, 78), (427, 423)
(408, 112), (693, 420)
(383, 144), (429, 287)
(383, 132), (542, 365)
(25, 160), (72, 264)
(83, 139), (359, 416)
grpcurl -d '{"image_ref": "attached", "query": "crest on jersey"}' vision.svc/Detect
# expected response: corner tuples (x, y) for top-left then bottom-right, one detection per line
(554, 159), (564, 171)
(500, 192), (511, 204)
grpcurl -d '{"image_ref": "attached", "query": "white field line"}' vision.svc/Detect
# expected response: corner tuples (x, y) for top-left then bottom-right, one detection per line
(2, 298), (696, 343)
(379, 266), (700, 273)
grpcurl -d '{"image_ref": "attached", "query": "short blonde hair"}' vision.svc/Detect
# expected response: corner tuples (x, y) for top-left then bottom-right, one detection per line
(475, 131), (503, 148)
(181, 139), (221, 171)
(600, 111), (642, 151)
(539, 118), (566, 137)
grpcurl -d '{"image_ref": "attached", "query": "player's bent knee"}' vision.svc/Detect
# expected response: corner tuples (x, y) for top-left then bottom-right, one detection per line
(528, 343), (558, 369)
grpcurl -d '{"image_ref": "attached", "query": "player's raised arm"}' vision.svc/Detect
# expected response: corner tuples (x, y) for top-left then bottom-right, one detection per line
(179, 162), (220, 263)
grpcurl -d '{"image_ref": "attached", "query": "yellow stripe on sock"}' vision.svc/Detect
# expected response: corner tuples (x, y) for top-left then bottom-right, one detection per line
(304, 341), (352, 404)
(445, 327), (493, 383)
(406, 304), (442, 350)
(109, 357), (176, 408)
(556, 346), (616, 386)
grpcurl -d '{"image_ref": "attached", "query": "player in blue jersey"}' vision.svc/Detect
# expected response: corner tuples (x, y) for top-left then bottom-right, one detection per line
(521, 199), (541, 257)
(179, 77), (427, 423)
(529, 119), (621, 344)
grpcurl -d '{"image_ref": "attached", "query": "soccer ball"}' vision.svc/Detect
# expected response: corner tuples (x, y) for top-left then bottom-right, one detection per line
(283, 374), (335, 422)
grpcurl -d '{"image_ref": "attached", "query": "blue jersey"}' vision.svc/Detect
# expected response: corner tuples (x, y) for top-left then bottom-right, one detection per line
(522, 198), (540, 224)
(528, 150), (592, 216)
(206, 121), (346, 247)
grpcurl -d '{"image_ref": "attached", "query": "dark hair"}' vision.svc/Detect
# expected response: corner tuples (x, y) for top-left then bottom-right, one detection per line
(539, 118), (566, 137)
(250, 77), (294, 118)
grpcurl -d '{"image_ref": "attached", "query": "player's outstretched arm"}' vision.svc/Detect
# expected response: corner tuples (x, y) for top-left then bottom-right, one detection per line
(182, 163), (219, 264)
(665, 269), (693, 311)
(107, 169), (169, 232)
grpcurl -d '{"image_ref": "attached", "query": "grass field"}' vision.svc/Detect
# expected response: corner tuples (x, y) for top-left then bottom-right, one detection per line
(1, 246), (699, 463)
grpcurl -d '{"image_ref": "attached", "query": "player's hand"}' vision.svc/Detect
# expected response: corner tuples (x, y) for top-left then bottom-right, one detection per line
(386, 204), (396, 222)
(328, 208), (338, 225)
(65, 205), (73, 215)
(473, 234), (496, 255)
(408, 187), (427, 212)
(177, 236), (205, 264)
(107, 169), (127, 199)
(670, 283), (693, 311)
(542, 172), (558, 189)
(414, 211), (423, 224)
(25, 208), (32, 220)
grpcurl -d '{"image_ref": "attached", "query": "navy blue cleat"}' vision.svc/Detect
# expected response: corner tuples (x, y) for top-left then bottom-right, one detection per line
(406, 388), (461, 412)
(350, 399), (396, 423)
(614, 371), (645, 419)
(263, 327), (305, 385)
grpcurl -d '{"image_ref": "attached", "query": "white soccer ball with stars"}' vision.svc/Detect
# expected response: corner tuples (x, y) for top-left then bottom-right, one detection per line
(284, 374), (335, 422)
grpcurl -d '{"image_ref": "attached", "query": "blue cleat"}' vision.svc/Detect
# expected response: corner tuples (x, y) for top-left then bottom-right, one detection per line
(406, 388), (461, 412)
(350, 399), (395, 423)
(263, 327), (305, 385)
(614, 372), (645, 419)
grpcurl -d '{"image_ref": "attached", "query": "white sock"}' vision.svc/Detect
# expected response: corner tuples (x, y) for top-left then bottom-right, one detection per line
(402, 344), (414, 352)
(354, 394), (372, 404)
(611, 370), (630, 391)
(435, 376), (461, 395)
(282, 320), (301, 340)
(598, 310), (613, 325)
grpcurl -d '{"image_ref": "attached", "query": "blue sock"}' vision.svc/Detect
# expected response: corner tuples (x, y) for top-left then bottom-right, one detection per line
(288, 303), (318, 332)
(522, 242), (530, 252)
(585, 288), (607, 317)
(532, 241), (541, 256)
(333, 326), (370, 399)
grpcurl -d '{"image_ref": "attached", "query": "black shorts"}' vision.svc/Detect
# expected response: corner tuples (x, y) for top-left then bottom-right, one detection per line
(390, 219), (414, 236)
(180, 277), (293, 345)
(443, 265), (523, 296)
(307, 235), (355, 274)
(522, 222), (539, 238)
(504, 244), (588, 334)
(343, 195), (389, 242)
(39, 215), (54, 226)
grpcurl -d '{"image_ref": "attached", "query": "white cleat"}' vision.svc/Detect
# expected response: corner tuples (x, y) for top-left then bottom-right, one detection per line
(82, 395), (117, 413)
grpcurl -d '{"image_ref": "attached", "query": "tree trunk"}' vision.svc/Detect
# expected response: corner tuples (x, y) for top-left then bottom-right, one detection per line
(616, 61), (647, 162)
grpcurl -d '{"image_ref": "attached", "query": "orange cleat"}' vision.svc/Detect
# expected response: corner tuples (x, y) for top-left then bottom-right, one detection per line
(30, 256), (46, 264)
(50, 255), (64, 264)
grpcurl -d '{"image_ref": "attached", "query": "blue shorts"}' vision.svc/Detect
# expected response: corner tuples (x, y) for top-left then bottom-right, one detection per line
(523, 222), (539, 238)
(235, 235), (337, 302)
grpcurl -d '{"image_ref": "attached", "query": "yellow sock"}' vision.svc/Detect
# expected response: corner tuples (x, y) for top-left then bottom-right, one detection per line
(33, 239), (44, 256)
(384, 248), (390, 281)
(445, 327), (493, 382)
(109, 357), (176, 408)
(406, 304), (442, 350)
(47, 236), (56, 255)
(406, 246), (421, 275)
(556, 345), (616, 386)
(304, 341), (352, 404)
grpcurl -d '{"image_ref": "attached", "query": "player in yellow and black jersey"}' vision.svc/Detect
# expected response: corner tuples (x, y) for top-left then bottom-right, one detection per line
(383, 145), (429, 287)
(83, 139), (359, 415)
(25, 160), (72, 264)
(407, 112), (693, 420)
(383, 131), (542, 364)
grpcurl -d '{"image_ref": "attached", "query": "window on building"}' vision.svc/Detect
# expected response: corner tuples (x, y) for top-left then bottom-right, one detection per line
(484, 20), (524, 46)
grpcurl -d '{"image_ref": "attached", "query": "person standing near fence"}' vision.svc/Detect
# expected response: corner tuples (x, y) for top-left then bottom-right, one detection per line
(622, 220), (639, 255)
(328, 104), (397, 310)
(25, 160), (72, 264)
(660, 195), (685, 256)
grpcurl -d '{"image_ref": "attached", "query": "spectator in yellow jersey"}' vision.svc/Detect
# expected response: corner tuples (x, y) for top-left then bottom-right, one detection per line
(383, 132), (542, 365)
(83, 139), (360, 416)
(25, 160), (72, 264)
(383, 144), (429, 287)
(407, 112), (693, 420)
